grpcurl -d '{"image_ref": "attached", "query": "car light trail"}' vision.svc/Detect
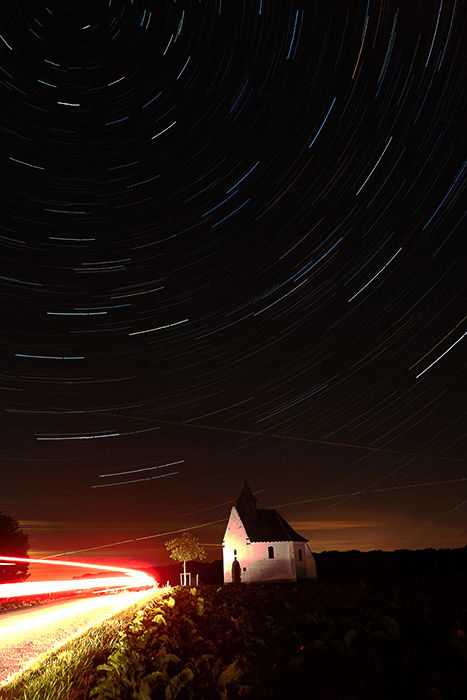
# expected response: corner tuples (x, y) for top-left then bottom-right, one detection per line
(0, 555), (155, 599)
(0, 587), (163, 687)
(0, 589), (151, 640)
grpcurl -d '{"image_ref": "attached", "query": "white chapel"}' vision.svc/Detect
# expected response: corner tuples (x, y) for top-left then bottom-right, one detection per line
(223, 479), (317, 584)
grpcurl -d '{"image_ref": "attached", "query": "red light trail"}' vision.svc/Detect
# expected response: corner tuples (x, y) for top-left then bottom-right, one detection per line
(0, 555), (155, 599)
(0, 555), (158, 687)
(0, 588), (162, 687)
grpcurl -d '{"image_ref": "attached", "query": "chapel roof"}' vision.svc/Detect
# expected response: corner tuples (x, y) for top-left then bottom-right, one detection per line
(233, 478), (308, 542)
(239, 507), (308, 543)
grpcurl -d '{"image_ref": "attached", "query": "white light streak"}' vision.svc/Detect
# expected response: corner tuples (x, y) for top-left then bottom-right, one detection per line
(348, 247), (403, 302)
(91, 470), (179, 488)
(129, 318), (188, 335)
(409, 317), (465, 370)
(47, 311), (107, 316)
(107, 76), (125, 86)
(275, 477), (467, 510)
(308, 97), (336, 149)
(99, 459), (184, 478)
(356, 136), (393, 195)
(151, 121), (176, 140)
(415, 332), (466, 379)
(36, 432), (120, 441)
(9, 157), (44, 170)
(0, 33), (13, 50)
(0, 555), (154, 600)
(163, 34), (173, 55)
(352, 15), (369, 79)
(15, 354), (85, 359)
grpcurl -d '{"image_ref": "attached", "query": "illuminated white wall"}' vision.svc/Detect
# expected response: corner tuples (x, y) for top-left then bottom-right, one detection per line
(223, 506), (317, 583)
(223, 506), (250, 584)
(246, 541), (296, 582)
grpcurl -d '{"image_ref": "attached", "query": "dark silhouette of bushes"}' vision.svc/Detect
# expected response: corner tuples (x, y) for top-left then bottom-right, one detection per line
(0, 511), (29, 583)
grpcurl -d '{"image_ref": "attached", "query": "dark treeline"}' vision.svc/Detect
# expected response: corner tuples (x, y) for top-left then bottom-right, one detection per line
(147, 546), (467, 585)
(148, 559), (224, 586)
(314, 546), (467, 581)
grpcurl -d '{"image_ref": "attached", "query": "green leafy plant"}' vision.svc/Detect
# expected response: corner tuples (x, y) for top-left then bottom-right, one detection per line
(1, 575), (466, 699)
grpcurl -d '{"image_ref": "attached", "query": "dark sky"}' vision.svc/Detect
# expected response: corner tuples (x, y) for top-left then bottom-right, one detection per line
(1, 0), (465, 571)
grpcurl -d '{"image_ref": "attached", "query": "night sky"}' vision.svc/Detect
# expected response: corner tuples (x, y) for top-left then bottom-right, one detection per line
(1, 0), (465, 573)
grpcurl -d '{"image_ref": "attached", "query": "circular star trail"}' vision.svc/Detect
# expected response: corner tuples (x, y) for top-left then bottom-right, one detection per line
(0, 0), (465, 555)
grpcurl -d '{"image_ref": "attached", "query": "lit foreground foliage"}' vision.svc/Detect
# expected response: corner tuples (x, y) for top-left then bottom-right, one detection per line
(1, 575), (466, 699)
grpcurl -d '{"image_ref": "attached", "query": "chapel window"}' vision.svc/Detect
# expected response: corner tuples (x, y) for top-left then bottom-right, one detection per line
(268, 546), (275, 559)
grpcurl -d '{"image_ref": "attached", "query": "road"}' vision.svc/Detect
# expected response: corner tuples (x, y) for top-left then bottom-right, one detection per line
(0, 588), (157, 686)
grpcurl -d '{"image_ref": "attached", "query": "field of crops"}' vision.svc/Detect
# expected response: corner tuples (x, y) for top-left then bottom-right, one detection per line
(1, 574), (465, 699)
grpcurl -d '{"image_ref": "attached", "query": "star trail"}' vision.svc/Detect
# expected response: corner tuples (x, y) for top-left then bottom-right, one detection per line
(0, 0), (465, 562)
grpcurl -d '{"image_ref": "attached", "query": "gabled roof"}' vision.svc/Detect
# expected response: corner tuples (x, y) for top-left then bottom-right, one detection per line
(239, 507), (308, 543)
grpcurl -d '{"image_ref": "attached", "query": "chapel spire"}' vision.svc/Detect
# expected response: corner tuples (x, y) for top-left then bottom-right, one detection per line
(235, 478), (257, 520)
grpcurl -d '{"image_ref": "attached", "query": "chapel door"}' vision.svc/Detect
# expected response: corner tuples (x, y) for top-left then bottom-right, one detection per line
(231, 558), (241, 583)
